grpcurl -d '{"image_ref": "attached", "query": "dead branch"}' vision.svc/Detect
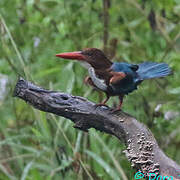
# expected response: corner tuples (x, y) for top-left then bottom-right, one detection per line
(13, 78), (180, 179)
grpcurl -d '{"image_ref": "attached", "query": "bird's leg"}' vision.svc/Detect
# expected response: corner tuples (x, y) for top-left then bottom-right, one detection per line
(118, 95), (124, 109)
(95, 93), (110, 108)
(112, 95), (124, 112)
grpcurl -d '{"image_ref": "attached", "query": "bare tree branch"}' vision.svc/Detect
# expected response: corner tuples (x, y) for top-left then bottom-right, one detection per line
(13, 78), (180, 179)
(103, 0), (110, 54)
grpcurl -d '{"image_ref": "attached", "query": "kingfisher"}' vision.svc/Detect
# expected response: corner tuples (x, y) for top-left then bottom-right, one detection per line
(56, 48), (171, 110)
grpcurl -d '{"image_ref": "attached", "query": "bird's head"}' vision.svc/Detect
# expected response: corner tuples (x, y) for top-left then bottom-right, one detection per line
(56, 48), (112, 69)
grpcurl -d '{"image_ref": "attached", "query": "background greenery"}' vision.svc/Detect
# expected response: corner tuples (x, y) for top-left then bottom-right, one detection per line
(0, 0), (180, 179)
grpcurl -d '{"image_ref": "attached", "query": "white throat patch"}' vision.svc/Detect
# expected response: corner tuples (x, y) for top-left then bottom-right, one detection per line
(79, 61), (91, 69)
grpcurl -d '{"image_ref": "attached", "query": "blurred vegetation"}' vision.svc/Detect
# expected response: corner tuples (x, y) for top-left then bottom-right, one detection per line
(0, 0), (180, 179)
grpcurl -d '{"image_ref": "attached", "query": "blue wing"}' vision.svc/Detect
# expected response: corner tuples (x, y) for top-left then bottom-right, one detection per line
(110, 63), (139, 95)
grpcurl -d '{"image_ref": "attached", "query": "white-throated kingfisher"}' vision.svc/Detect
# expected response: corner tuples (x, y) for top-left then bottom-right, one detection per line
(56, 48), (171, 110)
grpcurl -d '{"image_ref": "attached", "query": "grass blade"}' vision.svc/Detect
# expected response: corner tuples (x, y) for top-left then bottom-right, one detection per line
(85, 150), (120, 180)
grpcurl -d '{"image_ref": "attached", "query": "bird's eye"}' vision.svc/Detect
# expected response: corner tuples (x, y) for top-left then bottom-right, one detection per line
(84, 51), (93, 56)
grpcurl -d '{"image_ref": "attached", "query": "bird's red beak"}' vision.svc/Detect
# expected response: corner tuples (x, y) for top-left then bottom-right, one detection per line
(56, 51), (85, 61)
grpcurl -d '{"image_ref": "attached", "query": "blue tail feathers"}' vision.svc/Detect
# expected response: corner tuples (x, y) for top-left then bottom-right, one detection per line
(137, 62), (171, 81)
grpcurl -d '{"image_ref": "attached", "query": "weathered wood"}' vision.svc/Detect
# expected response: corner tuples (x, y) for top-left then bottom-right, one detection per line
(13, 77), (180, 179)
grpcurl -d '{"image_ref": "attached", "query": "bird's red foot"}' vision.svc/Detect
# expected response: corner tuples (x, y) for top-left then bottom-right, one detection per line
(94, 95), (110, 109)
(111, 96), (123, 112)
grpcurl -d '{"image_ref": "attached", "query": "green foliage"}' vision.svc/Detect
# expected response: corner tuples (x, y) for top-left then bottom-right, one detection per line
(0, 0), (180, 179)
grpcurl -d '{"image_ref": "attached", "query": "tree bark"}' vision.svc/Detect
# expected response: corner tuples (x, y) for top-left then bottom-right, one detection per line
(13, 78), (180, 179)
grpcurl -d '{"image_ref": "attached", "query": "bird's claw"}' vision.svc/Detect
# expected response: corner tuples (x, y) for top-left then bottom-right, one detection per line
(94, 103), (109, 109)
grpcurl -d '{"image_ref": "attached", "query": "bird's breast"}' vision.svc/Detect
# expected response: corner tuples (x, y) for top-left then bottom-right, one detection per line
(88, 67), (108, 91)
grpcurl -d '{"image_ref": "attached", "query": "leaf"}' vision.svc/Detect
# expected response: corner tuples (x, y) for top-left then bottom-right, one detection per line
(21, 161), (34, 180)
(168, 87), (180, 94)
(59, 62), (75, 93)
(40, 0), (58, 8)
(92, 132), (128, 180)
(85, 150), (120, 180)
